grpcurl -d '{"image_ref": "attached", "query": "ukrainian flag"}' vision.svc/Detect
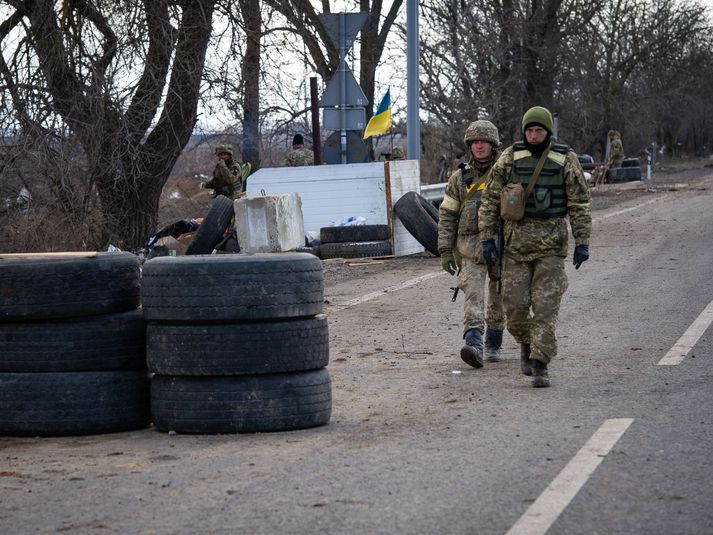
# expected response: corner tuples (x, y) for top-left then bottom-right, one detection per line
(363, 88), (391, 139)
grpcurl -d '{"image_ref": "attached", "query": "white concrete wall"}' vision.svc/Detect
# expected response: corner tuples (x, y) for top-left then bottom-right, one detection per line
(245, 161), (424, 257)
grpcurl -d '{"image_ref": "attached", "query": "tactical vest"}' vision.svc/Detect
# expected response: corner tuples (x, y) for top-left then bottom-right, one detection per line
(511, 142), (568, 218)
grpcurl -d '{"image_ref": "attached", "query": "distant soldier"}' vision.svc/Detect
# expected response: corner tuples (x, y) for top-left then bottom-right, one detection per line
(284, 134), (314, 166)
(202, 144), (243, 198)
(388, 146), (405, 160)
(438, 120), (506, 368)
(608, 130), (625, 167)
(479, 106), (592, 387)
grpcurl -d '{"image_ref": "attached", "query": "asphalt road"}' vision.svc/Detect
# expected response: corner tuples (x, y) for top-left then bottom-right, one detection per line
(1, 172), (712, 534)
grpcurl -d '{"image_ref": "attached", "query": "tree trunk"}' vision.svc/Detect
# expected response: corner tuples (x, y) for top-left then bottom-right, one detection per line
(9, 0), (215, 250)
(240, 0), (262, 171)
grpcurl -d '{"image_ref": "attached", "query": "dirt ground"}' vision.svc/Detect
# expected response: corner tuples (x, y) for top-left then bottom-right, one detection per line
(1, 162), (712, 534)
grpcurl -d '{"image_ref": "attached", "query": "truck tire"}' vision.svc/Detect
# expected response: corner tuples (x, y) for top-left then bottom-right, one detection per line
(151, 369), (332, 434)
(147, 315), (329, 375)
(186, 195), (234, 255)
(393, 191), (439, 256)
(320, 224), (389, 243)
(319, 240), (392, 259)
(142, 253), (323, 322)
(0, 370), (150, 436)
(0, 252), (140, 321)
(0, 310), (145, 372)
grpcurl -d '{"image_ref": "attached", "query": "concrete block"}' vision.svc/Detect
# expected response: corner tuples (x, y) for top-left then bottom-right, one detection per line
(234, 192), (305, 253)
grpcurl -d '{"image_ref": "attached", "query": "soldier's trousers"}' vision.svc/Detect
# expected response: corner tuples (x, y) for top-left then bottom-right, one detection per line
(457, 257), (505, 336)
(502, 255), (568, 363)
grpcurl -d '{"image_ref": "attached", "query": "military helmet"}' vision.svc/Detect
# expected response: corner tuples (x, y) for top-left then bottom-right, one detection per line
(521, 106), (554, 135)
(215, 144), (233, 157)
(608, 129), (621, 140)
(391, 146), (405, 159)
(464, 120), (500, 148)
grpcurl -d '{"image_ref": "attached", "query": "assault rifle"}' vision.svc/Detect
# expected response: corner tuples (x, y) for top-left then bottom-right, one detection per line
(486, 219), (504, 294)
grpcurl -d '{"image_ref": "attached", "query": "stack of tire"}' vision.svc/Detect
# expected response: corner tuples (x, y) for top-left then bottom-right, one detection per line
(318, 224), (392, 259)
(0, 253), (150, 436)
(142, 253), (331, 434)
(393, 191), (440, 256)
(608, 158), (642, 182)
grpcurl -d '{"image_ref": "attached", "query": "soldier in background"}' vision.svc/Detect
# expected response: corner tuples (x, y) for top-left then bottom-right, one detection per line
(389, 146), (405, 160)
(202, 144), (243, 198)
(479, 106), (592, 387)
(438, 120), (506, 368)
(607, 130), (625, 167)
(284, 134), (314, 166)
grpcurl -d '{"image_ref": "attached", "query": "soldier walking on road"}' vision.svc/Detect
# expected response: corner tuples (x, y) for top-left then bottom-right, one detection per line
(202, 144), (244, 198)
(284, 134), (314, 167)
(438, 120), (506, 369)
(479, 107), (592, 387)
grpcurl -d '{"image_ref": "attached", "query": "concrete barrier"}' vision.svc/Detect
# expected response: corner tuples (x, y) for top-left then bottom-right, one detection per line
(234, 192), (304, 253)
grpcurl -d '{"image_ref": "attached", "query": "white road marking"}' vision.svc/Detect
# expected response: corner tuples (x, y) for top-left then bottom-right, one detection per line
(329, 271), (445, 311)
(592, 197), (661, 223)
(506, 418), (634, 535)
(658, 299), (713, 365)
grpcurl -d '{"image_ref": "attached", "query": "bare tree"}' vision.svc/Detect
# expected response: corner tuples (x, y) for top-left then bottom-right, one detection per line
(263, 0), (403, 127)
(1, 0), (215, 249)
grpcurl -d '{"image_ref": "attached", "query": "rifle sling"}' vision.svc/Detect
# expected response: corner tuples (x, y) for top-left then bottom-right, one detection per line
(524, 146), (551, 201)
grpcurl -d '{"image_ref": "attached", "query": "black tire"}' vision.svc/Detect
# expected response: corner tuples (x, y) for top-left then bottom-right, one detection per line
(0, 252), (140, 321)
(0, 370), (150, 437)
(393, 191), (440, 256)
(609, 166), (642, 182)
(319, 240), (392, 259)
(186, 195), (234, 255)
(142, 253), (323, 322)
(151, 368), (332, 434)
(147, 315), (329, 375)
(320, 224), (389, 243)
(0, 310), (145, 372)
(295, 246), (319, 257)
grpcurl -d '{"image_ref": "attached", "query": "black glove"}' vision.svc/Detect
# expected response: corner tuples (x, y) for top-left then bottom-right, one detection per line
(482, 239), (498, 266)
(573, 244), (589, 269)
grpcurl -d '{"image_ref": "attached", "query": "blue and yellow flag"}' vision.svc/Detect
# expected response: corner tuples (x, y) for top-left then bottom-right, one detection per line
(363, 88), (391, 139)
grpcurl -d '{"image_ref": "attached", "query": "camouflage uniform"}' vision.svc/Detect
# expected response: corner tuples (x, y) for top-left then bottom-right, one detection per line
(608, 130), (625, 167)
(438, 121), (505, 337)
(389, 146), (405, 160)
(284, 147), (314, 166)
(479, 108), (591, 369)
(205, 144), (242, 197)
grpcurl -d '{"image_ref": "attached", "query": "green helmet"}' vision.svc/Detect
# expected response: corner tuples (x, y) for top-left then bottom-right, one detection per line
(521, 106), (554, 135)
(215, 144), (233, 157)
(463, 120), (499, 148)
(391, 146), (405, 159)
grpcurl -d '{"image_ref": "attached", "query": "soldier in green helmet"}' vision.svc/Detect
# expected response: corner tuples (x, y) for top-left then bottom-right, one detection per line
(388, 146), (405, 160)
(202, 144), (243, 197)
(478, 106), (592, 387)
(438, 120), (506, 368)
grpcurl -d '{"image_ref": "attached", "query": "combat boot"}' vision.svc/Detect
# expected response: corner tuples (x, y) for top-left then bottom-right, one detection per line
(520, 344), (533, 376)
(460, 329), (484, 368)
(532, 359), (550, 388)
(484, 327), (503, 362)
